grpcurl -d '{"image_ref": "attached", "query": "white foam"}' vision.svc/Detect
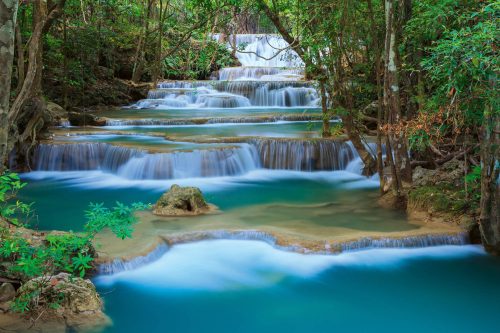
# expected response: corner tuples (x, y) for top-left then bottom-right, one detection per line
(94, 240), (485, 291)
(102, 120), (321, 130)
(22, 169), (373, 191)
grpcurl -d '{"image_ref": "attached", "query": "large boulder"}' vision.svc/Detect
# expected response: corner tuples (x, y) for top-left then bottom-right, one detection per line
(19, 273), (102, 314)
(413, 158), (465, 187)
(153, 185), (211, 216)
(11, 273), (110, 331)
(46, 101), (68, 125)
(68, 111), (107, 126)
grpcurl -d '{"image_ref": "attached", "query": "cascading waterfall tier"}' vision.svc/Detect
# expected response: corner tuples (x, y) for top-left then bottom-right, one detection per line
(133, 34), (319, 109)
(215, 67), (304, 81)
(32, 139), (362, 178)
(33, 143), (143, 172)
(104, 114), (323, 126)
(98, 243), (170, 275)
(251, 139), (358, 171)
(138, 81), (318, 109)
(33, 143), (260, 179)
(97, 231), (471, 275)
(340, 233), (470, 252)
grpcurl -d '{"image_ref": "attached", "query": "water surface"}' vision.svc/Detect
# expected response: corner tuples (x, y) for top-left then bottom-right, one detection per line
(95, 241), (500, 333)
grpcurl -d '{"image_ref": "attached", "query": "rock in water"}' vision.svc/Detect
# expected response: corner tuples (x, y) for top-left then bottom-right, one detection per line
(154, 184), (211, 216)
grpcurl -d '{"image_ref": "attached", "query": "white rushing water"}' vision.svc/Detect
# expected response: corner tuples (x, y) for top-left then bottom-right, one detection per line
(132, 34), (319, 109)
(23, 169), (379, 191)
(33, 143), (261, 179)
(95, 240), (485, 291)
(213, 34), (304, 68)
(31, 139), (363, 179)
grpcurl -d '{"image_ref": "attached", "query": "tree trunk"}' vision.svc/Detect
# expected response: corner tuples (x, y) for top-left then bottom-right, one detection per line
(8, 1), (66, 169)
(132, 0), (155, 83)
(367, 0), (385, 193)
(479, 103), (500, 254)
(152, 0), (164, 84)
(319, 80), (330, 137)
(383, 0), (412, 196)
(0, 0), (19, 169)
(343, 114), (377, 175)
(9, 0), (66, 124)
(8, 1), (45, 124)
(15, 19), (25, 94)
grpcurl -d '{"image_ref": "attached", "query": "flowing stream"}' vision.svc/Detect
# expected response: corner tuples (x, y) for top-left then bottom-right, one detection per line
(18, 34), (500, 333)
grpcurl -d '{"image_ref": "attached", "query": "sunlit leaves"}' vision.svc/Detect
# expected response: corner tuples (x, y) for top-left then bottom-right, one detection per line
(84, 201), (150, 239)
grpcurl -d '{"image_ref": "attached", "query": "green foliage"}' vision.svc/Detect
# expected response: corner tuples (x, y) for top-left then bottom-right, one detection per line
(409, 185), (471, 214)
(406, 1), (498, 143)
(409, 165), (482, 215)
(328, 123), (344, 137)
(164, 40), (236, 80)
(0, 172), (33, 226)
(85, 201), (150, 239)
(464, 166), (482, 203)
(0, 172), (149, 313)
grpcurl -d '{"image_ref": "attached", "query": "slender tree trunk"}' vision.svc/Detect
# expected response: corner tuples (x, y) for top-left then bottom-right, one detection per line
(0, 0), (19, 169)
(62, 13), (68, 109)
(479, 101), (500, 254)
(132, 0), (154, 83)
(343, 114), (377, 175)
(319, 80), (330, 137)
(152, 0), (164, 84)
(367, 0), (385, 193)
(383, 0), (412, 197)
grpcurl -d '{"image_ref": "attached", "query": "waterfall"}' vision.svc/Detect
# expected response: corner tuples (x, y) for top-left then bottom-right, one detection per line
(213, 34), (303, 68)
(216, 67), (304, 81)
(116, 145), (260, 179)
(138, 81), (318, 109)
(97, 231), (471, 275)
(340, 233), (470, 252)
(33, 139), (364, 177)
(105, 119), (196, 126)
(195, 92), (252, 108)
(98, 243), (169, 275)
(105, 114), (322, 126)
(251, 139), (358, 171)
(132, 34), (319, 109)
(205, 115), (322, 124)
(98, 231), (300, 275)
(33, 143), (261, 179)
(33, 143), (144, 172)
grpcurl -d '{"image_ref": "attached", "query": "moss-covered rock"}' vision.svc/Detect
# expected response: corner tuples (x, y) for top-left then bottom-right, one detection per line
(153, 184), (211, 216)
(413, 159), (465, 187)
(68, 111), (106, 126)
(11, 272), (110, 331)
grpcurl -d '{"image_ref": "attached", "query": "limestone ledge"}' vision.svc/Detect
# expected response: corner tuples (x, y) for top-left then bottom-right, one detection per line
(95, 225), (469, 275)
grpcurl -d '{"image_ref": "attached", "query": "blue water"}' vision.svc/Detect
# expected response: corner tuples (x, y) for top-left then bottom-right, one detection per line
(19, 170), (382, 231)
(95, 241), (500, 333)
(98, 107), (321, 120)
